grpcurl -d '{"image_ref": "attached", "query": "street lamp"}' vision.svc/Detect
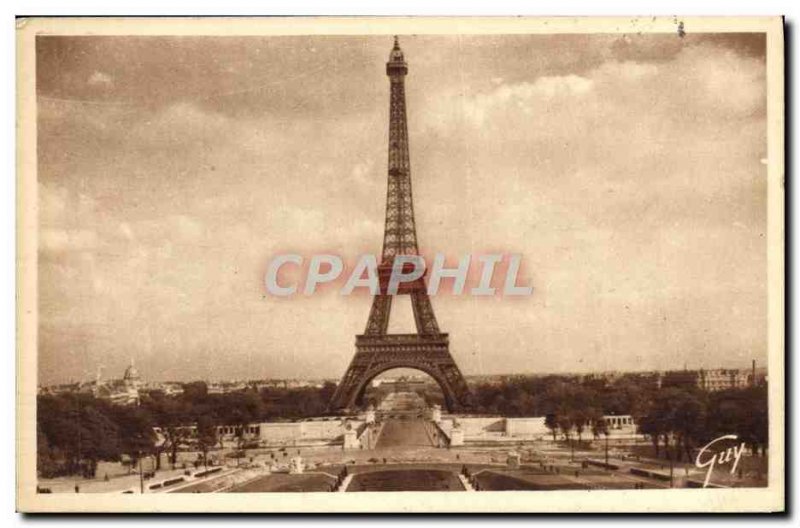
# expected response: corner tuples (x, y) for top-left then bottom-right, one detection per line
(669, 443), (674, 488)
(570, 436), (574, 462)
(138, 451), (144, 494)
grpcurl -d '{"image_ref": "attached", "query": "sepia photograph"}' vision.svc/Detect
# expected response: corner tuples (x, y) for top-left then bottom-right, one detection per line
(15, 16), (785, 513)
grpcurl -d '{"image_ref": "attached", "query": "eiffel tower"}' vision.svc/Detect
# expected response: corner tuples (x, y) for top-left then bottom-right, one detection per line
(328, 37), (471, 413)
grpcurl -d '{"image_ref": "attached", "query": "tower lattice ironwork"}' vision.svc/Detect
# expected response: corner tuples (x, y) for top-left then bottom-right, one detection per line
(329, 37), (472, 413)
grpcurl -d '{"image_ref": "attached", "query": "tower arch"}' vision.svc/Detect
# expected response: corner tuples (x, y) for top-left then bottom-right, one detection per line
(352, 363), (456, 411)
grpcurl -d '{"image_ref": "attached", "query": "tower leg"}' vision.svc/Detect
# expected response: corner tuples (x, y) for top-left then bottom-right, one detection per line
(410, 290), (441, 335)
(364, 295), (392, 335)
(328, 359), (366, 413)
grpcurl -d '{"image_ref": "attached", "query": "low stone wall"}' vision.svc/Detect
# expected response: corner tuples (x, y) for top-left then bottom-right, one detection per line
(630, 466), (671, 481)
(438, 416), (548, 440)
(257, 423), (303, 443)
(504, 417), (548, 438)
(585, 458), (621, 470)
(255, 419), (363, 446)
(440, 417), (505, 436)
(357, 422), (384, 450)
(301, 420), (355, 440)
(428, 421), (451, 447)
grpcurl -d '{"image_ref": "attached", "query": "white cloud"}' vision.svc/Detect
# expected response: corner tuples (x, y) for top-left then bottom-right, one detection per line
(124, 102), (234, 150)
(594, 60), (659, 82)
(118, 222), (134, 241)
(87, 71), (113, 88)
(525, 74), (594, 98)
(40, 228), (98, 253)
(452, 74), (594, 126)
(349, 160), (379, 189)
(425, 42), (764, 137)
(170, 215), (204, 242)
(38, 184), (67, 225)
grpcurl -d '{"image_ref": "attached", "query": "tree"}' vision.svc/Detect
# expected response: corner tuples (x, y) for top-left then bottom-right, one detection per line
(600, 376), (658, 417)
(707, 384), (768, 457)
(196, 416), (218, 469)
(544, 413), (558, 441)
(591, 415), (611, 466)
(557, 407), (574, 442)
(557, 407), (575, 461)
(37, 394), (122, 478)
(319, 382), (337, 403)
(226, 391), (263, 466)
(110, 405), (156, 476)
(636, 396), (666, 457)
(182, 381), (208, 403)
(635, 387), (706, 462)
(670, 390), (706, 462)
(144, 395), (191, 469)
(743, 385), (769, 456)
(78, 405), (123, 477)
(162, 426), (189, 469)
(37, 426), (62, 478)
(572, 409), (588, 444)
(589, 409), (608, 439)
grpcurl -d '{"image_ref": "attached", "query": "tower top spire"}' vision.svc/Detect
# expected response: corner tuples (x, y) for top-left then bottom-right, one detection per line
(386, 36), (407, 76)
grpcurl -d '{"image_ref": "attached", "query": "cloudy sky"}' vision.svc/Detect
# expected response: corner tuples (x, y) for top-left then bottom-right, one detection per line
(36, 33), (767, 385)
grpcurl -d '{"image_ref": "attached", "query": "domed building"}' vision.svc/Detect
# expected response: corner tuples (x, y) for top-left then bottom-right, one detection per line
(83, 359), (142, 406)
(123, 360), (142, 390)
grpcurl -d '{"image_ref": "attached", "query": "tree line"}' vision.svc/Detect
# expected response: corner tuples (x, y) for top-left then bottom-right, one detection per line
(37, 381), (336, 478)
(468, 374), (768, 461)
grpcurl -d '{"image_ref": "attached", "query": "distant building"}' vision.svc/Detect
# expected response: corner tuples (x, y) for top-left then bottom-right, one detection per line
(207, 383), (225, 395)
(660, 367), (756, 392)
(77, 360), (143, 406)
(698, 369), (751, 391)
(660, 369), (700, 390)
(603, 414), (635, 430)
(161, 382), (185, 396)
(38, 382), (81, 396)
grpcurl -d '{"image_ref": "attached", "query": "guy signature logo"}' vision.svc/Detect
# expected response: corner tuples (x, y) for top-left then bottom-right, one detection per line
(695, 434), (747, 488)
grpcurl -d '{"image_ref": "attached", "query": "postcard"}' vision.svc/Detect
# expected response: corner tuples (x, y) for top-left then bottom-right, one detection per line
(16, 16), (785, 513)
